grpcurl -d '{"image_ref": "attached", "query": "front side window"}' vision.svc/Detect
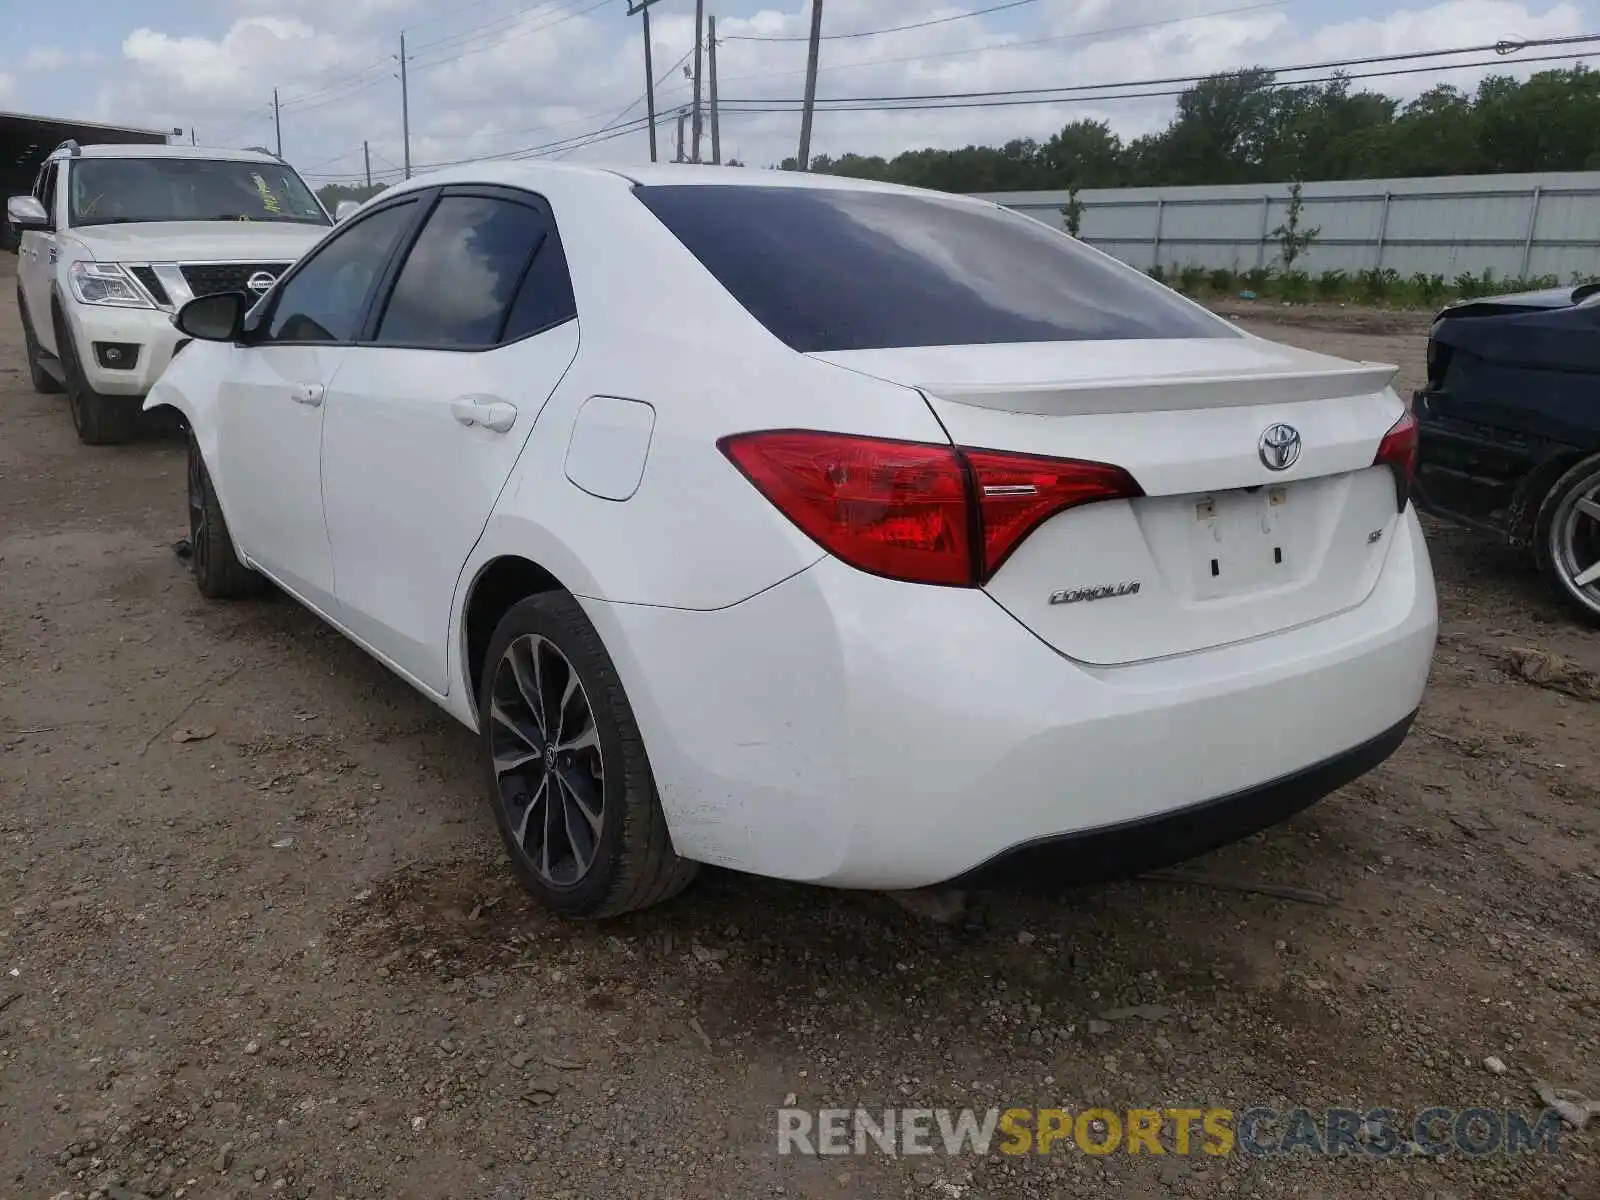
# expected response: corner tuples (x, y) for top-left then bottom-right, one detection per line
(264, 201), (417, 344)
(635, 184), (1236, 353)
(67, 157), (330, 228)
(376, 194), (563, 348)
(38, 163), (59, 223)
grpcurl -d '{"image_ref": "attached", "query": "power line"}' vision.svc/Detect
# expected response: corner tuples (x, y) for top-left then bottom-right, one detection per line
(406, 0), (590, 57)
(409, 0), (613, 75)
(551, 46), (697, 160)
(725, 0), (1038, 43)
(673, 0), (1299, 94)
(276, 0), (601, 114)
(718, 49), (1597, 114)
(724, 32), (1600, 106)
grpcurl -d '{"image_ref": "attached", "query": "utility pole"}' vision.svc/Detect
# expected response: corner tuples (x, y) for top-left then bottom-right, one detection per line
(627, 1), (661, 163)
(709, 15), (721, 165)
(190, 129), (197, 146)
(272, 88), (282, 157)
(363, 141), (372, 189)
(675, 109), (687, 163)
(399, 32), (412, 179)
(797, 0), (824, 171)
(691, 0), (705, 162)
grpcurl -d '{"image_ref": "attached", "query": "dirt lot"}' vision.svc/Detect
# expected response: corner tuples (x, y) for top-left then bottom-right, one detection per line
(2, 262), (1598, 1200)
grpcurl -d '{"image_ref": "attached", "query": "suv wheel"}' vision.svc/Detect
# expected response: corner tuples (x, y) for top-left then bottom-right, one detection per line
(17, 290), (63, 394)
(52, 305), (142, 445)
(479, 592), (699, 919)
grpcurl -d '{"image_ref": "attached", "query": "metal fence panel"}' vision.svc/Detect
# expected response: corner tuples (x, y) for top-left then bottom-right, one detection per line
(977, 171), (1600, 282)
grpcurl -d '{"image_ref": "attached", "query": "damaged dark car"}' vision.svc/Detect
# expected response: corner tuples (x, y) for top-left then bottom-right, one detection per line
(1413, 282), (1600, 625)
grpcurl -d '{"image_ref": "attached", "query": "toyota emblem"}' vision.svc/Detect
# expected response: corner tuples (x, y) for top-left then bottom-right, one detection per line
(245, 271), (277, 297)
(1258, 423), (1302, 471)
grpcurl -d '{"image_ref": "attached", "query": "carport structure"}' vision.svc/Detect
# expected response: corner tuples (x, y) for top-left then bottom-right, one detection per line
(3, 109), (171, 247)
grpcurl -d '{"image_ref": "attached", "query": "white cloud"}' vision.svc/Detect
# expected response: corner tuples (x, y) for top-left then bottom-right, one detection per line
(12, 0), (1597, 179)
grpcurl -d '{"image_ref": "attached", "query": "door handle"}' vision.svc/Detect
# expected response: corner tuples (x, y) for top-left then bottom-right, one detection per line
(450, 396), (518, 434)
(291, 381), (324, 406)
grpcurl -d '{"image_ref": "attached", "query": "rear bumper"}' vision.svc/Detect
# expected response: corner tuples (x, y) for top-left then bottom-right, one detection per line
(956, 709), (1415, 887)
(586, 507), (1437, 890)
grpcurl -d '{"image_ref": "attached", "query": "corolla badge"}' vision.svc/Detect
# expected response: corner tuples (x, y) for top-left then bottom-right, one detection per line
(1049, 581), (1141, 605)
(245, 271), (278, 297)
(1258, 423), (1302, 471)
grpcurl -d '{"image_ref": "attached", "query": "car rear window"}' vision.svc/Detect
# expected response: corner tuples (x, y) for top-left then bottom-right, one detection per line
(634, 183), (1234, 353)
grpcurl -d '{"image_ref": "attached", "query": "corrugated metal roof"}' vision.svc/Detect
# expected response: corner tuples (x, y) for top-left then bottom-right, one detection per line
(0, 109), (170, 138)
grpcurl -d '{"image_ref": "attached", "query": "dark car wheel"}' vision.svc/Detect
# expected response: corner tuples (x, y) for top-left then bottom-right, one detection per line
(18, 290), (63, 394)
(52, 306), (142, 445)
(1535, 452), (1600, 626)
(478, 592), (698, 919)
(187, 434), (269, 599)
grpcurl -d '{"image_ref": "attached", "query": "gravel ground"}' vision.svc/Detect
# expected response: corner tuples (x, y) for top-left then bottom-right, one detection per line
(2, 262), (1597, 1200)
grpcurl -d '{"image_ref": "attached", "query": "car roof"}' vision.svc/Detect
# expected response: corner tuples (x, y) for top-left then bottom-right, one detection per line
(376, 159), (989, 206)
(52, 143), (290, 166)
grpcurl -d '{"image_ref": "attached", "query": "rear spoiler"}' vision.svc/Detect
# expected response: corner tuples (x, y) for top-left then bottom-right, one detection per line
(921, 362), (1399, 417)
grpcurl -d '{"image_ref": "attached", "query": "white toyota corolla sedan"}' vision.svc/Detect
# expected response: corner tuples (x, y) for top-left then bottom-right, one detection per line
(148, 162), (1437, 919)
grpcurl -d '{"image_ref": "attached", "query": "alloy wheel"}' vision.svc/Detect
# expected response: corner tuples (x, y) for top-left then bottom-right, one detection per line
(1550, 472), (1600, 617)
(488, 633), (605, 887)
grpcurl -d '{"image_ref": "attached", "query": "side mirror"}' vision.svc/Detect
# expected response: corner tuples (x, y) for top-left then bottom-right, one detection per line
(6, 195), (50, 232)
(335, 200), (361, 222)
(175, 292), (249, 342)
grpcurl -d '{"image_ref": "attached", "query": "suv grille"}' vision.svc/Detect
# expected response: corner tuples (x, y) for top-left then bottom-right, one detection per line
(179, 262), (290, 298)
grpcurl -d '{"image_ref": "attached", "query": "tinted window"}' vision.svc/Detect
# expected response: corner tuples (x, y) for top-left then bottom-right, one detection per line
(502, 227), (577, 341)
(266, 201), (417, 343)
(376, 195), (555, 347)
(39, 163), (58, 221)
(66, 157), (328, 228)
(635, 184), (1234, 352)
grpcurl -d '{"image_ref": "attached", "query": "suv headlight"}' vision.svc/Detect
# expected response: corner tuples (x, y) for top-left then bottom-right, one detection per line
(67, 261), (153, 308)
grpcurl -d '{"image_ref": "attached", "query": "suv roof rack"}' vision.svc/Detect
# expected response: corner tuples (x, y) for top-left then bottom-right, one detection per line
(52, 139), (82, 158)
(242, 145), (286, 162)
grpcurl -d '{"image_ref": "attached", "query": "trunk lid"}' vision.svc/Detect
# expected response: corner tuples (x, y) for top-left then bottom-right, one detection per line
(813, 337), (1406, 665)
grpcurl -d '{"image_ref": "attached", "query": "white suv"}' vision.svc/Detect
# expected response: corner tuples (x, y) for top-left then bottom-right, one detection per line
(8, 142), (333, 444)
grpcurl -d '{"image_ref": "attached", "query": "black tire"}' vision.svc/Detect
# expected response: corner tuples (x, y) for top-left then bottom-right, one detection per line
(1533, 452), (1600, 627)
(187, 433), (268, 600)
(52, 304), (142, 445)
(479, 592), (698, 919)
(17, 290), (63, 394)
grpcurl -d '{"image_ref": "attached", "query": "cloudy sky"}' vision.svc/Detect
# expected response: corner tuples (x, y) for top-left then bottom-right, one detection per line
(2, 0), (1595, 184)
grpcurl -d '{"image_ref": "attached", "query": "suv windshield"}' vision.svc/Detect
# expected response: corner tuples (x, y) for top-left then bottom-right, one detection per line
(67, 157), (330, 228)
(635, 184), (1234, 352)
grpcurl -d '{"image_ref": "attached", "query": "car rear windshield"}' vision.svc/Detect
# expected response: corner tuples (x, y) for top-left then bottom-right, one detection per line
(68, 158), (330, 228)
(633, 183), (1234, 352)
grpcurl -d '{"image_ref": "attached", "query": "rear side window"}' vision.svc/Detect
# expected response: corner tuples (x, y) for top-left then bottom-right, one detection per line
(635, 184), (1234, 352)
(376, 194), (565, 348)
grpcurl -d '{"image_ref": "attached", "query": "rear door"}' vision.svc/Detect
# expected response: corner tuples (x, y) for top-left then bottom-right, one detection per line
(320, 186), (580, 693)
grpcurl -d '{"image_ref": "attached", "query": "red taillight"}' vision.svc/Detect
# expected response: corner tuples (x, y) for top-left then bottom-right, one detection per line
(719, 430), (1140, 586)
(964, 448), (1143, 577)
(1374, 409), (1419, 511)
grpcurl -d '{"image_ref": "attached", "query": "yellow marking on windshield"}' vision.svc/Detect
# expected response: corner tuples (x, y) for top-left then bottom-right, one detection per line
(251, 172), (283, 215)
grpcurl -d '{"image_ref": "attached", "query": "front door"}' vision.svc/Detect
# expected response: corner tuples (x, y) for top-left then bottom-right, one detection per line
(213, 197), (424, 614)
(320, 188), (581, 693)
(18, 161), (60, 349)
